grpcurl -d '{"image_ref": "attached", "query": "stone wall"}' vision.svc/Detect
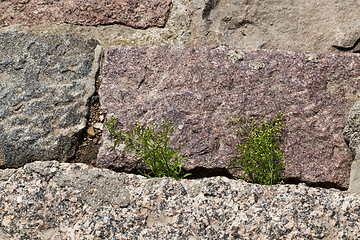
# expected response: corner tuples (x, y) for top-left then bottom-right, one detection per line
(0, 0), (359, 238)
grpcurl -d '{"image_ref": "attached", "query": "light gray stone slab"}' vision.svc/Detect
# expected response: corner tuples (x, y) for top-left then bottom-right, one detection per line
(348, 160), (360, 193)
(190, 0), (360, 54)
(0, 32), (101, 168)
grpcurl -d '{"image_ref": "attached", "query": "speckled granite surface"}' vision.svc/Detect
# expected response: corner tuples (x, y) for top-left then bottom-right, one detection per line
(0, 161), (359, 239)
(0, 0), (172, 29)
(0, 32), (101, 168)
(0, 0), (359, 238)
(98, 45), (360, 190)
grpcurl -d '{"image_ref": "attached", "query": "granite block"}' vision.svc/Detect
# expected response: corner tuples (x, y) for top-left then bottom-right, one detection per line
(0, 32), (101, 168)
(98, 45), (360, 189)
(0, 161), (359, 239)
(0, 0), (172, 29)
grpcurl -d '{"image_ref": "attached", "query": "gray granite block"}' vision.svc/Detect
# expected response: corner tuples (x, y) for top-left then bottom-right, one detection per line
(0, 161), (359, 239)
(0, 32), (101, 168)
(98, 45), (360, 189)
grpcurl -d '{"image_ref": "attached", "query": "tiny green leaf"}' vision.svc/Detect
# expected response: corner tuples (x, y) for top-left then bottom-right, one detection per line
(104, 116), (191, 180)
(228, 111), (287, 185)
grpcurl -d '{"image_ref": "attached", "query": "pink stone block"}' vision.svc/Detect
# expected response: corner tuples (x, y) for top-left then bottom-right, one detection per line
(0, 0), (171, 29)
(98, 45), (360, 189)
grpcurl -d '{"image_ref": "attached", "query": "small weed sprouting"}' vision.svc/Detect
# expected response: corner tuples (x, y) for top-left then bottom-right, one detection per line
(228, 111), (287, 185)
(104, 115), (191, 180)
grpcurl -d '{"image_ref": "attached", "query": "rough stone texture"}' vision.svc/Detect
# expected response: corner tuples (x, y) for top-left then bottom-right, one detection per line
(0, 0), (191, 47)
(1, 0), (359, 55)
(349, 160), (360, 193)
(0, 0), (172, 29)
(344, 100), (360, 193)
(344, 101), (360, 162)
(0, 1), (359, 238)
(190, 0), (360, 54)
(0, 32), (101, 168)
(98, 45), (360, 189)
(0, 161), (359, 239)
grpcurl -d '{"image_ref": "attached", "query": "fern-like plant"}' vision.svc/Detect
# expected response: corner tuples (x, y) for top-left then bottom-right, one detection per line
(104, 115), (191, 180)
(228, 111), (287, 185)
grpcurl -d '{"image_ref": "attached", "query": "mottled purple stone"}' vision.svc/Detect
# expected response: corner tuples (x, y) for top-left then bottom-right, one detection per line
(0, 0), (172, 29)
(98, 45), (360, 189)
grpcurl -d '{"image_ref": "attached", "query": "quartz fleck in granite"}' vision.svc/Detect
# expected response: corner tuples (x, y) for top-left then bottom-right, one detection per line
(0, 161), (359, 239)
(0, 0), (172, 29)
(98, 45), (360, 190)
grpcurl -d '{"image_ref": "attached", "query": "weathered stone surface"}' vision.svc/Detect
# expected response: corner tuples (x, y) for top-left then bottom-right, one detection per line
(98, 45), (360, 189)
(0, 0), (191, 47)
(1, 0), (359, 55)
(0, 169), (16, 182)
(0, 32), (101, 168)
(0, 0), (172, 29)
(344, 100), (360, 161)
(190, 0), (360, 54)
(344, 100), (360, 193)
(0, 161), (359, 239)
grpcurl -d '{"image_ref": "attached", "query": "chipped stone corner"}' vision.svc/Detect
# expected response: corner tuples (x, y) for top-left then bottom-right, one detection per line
(68, 44), (102, 138)
(83, 44), (102, 99)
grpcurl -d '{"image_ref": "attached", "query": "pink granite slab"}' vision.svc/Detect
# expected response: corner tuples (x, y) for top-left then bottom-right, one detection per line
(0, 0), (171, 29)
(98, 45), (360, 189)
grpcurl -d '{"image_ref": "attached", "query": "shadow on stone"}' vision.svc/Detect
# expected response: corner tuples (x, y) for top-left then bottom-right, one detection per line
(284, 177), (347, 191)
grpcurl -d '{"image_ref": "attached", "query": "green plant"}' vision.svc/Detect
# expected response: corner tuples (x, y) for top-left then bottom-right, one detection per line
(227, 111), (287, 185)
(104, 115), (191, 179)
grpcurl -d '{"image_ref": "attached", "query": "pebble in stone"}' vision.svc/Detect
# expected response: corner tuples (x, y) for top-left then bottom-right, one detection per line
(93, 123), (103, 130)
(87, 127), (96, 138)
